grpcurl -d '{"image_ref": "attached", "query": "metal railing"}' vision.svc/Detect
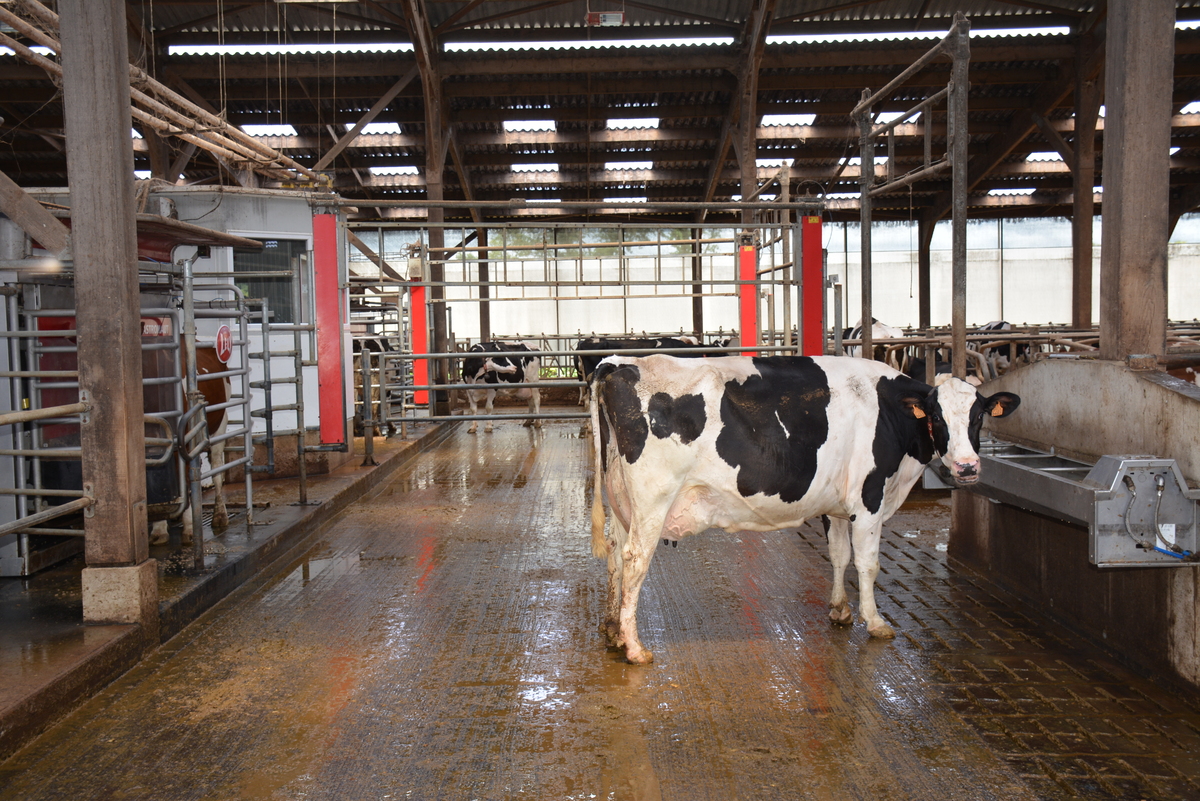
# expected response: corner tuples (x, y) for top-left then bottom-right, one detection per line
(851, 12), (971, 380)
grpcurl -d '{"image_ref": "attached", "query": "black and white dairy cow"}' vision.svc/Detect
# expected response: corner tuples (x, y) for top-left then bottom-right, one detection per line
(461, 341), (542, 433)
(574, 335), (704, 405)
(589, 354), (1020, 664)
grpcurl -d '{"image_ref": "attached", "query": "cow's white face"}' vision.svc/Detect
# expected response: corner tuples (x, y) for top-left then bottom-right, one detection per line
(923, 376), (1020, 485)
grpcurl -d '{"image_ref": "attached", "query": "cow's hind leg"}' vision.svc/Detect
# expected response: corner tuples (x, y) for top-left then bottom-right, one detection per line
(602, 515), (627, 648)
(484, 389), (497, 433)
(616, 516), (661, 664)
(466, 386), (481, 434)
(210, 421), (228, 530)
(825, 516), (854, 626)
(852, 519), (894, 638)
(524, 387), (542, 428)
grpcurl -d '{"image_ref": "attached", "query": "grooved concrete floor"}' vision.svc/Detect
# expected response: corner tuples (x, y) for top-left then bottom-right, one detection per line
(2, 419), (1199, 800)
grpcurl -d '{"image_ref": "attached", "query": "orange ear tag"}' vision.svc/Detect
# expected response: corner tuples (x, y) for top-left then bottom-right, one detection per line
(912, 406), (926, 419)
(990, 405), (1004, 417)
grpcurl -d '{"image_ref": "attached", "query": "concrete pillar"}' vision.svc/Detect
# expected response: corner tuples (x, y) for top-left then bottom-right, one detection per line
(1100, 0), (1174, 360)
(59, 0), (156, 631)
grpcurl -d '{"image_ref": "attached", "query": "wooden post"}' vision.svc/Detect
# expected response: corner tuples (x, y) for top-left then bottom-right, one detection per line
(478, 227), (491, 342)
(1072, 34), (1102, 331)
(60, 0), (147, 565)
(1100, 0), (1174, 360)
(60, 0), (156, 634)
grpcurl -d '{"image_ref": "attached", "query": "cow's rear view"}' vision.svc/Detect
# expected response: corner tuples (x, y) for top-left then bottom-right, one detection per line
(589, 354), (1020, 664)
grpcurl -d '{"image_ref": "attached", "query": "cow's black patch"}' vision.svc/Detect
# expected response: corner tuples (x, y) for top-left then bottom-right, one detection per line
(596, 362), (649, 464)
(648, 392), (706, 443)
(861, 375), (936, 513)
(715, 356), (830, 503)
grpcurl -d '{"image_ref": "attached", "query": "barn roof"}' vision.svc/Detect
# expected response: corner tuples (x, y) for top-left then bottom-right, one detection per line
(2, 1), (1199, 224)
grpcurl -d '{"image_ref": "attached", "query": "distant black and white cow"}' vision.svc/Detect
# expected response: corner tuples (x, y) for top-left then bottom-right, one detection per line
(975, 320), (1032, 377)
(461, 341), (542, 434)
(844, 318), (907, 368)
(574, 335), (705, 405)
(589, 354), (1020, 664)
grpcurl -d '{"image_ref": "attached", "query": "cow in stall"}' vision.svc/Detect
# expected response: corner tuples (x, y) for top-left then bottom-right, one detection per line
(588, 353), (1020, 664)
(975, 320), (1032, 377)
(574, 335), (706, 406)
(352, 338), (402, 437)
(461, 341), (542, 434)
(149, 343), (230, 546)
(844, 318), (907, 370)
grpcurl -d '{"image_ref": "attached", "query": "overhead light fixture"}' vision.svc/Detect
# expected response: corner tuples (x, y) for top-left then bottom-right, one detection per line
(586, 12), (625, 26)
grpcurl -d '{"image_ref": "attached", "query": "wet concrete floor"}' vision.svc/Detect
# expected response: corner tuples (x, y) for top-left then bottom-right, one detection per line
(2, 418), (1200, 800)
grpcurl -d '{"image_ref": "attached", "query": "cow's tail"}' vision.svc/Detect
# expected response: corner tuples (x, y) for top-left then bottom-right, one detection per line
(589, 375), (607, 559)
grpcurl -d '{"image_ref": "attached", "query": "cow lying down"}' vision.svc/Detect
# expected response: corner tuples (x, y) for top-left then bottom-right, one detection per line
(589, 354), (1020, 664)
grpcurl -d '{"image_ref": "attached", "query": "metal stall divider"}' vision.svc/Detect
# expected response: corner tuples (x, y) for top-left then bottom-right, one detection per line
(0, 302), (184, 575)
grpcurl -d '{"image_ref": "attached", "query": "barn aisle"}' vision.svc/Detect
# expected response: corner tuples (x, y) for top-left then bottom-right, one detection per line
(1, 419), (1198, 800)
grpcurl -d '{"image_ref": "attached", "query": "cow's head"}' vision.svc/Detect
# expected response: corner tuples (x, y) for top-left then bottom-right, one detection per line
(902, 375), (1020, 484)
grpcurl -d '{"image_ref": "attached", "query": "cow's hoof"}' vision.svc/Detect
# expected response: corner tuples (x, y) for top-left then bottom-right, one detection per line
(867, 621), (896, 639)
(625, 647), (654, 665)
(829, 602), (853, 626)
(467, 426), (478, 434)
(149, 522), (168, 546)
(212, 511), (229, 530)
(600, 620), (622, 646)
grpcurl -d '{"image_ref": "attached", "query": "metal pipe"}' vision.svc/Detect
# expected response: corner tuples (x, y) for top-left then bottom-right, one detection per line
(850, 28), (955, 117)
(361, 349), (377, 467)
(868, 159), (952, 198)
(178, 250), (207, 567)
(294, 327), (308, 505)
(0, 495), (92, 538)
(0, 401), (88, 427)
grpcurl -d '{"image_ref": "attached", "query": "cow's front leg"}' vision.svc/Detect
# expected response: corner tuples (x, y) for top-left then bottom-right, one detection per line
(617, 517), (660, 664)
(852, 519), (894, 638)
(825, 516), (854, 626)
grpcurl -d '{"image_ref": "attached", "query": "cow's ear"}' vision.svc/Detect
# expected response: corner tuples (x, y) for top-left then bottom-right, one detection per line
(983, 392), (1021, 418)
(901, 395), (926, 419)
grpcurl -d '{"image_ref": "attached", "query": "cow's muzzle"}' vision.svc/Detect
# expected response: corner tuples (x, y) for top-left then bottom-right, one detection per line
(952, 460), (980, 484)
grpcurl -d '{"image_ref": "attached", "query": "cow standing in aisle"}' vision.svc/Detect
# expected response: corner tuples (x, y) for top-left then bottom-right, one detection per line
(574, 335), (706, 406)
(150, 344), (230, 546)
(461, 341), (542, 434)
(589, 354), (1020, 664)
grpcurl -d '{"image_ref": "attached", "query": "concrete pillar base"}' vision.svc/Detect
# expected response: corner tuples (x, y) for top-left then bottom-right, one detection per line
(82, 560), (159, 644)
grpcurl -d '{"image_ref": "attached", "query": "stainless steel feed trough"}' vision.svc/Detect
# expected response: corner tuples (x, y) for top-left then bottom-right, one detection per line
(927, 439), (1200, 567)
